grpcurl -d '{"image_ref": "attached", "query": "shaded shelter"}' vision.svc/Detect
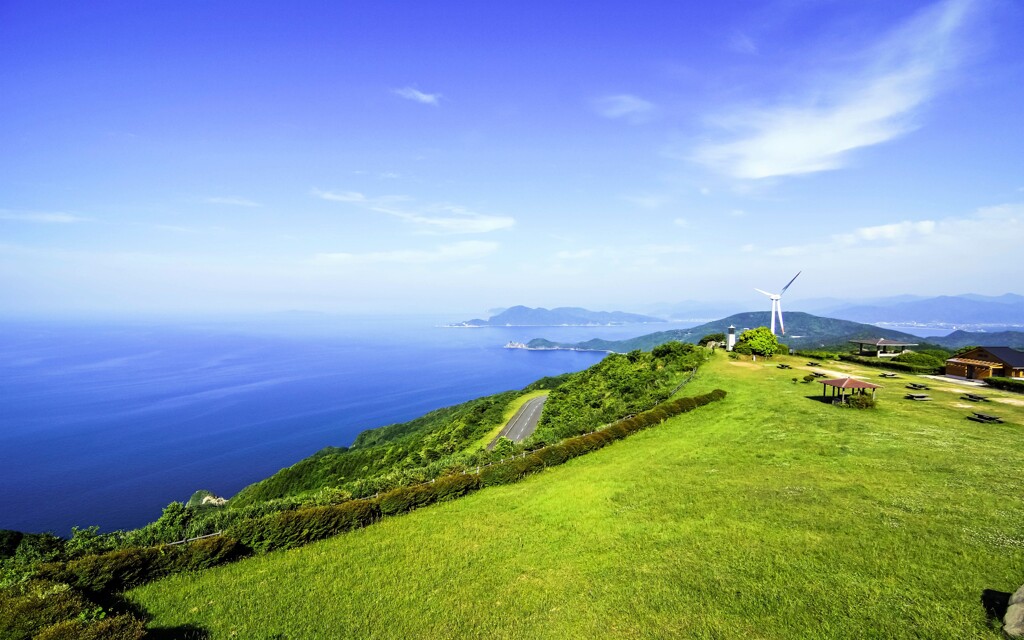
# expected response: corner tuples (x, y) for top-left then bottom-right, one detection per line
(821, 377), (881, 403)
(849, 338), (918, 358)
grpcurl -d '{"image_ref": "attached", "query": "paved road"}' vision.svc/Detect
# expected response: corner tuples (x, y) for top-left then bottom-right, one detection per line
(487, 394), (548, 450)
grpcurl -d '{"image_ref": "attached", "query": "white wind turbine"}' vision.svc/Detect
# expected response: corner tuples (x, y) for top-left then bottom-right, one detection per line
(755, 271), (801, 336)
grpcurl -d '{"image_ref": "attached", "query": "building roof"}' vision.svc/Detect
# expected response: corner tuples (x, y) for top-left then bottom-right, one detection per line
(848, 338), (919, 347)
(951, 346), (1024, 368)
(821, 377), (882, 390)
(946, 357), (1000, 368)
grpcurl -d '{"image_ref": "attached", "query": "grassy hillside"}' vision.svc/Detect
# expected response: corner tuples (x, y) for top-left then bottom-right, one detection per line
(528, 311), (927, 352)
(232, 345), (698, 508)
(130, 354), (1024, 639)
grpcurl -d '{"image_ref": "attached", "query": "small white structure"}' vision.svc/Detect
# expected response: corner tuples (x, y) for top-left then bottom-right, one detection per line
(726, 325), (736, 352)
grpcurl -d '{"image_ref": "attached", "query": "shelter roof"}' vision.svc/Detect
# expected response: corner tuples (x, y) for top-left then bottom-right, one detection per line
(946, 357), (1000, 368)
(848, 338), (918, 347)
(821, 377), (882, 390)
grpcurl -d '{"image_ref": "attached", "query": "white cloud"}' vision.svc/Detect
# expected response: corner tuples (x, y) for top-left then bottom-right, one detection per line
(314, 189), (514, 234)
(771, 202), (1023, 257)
(834, 220), (936, 245)
(206, 197), (261, 207)
(393, 87), (441, 106)
(593, 95), (655, 123)
(728, 32), (758, 55)
(313, 241), (498, 265)
(0, 211), (89, 223)
(694, 0), (975, 179)
(673, 218), (689, 228)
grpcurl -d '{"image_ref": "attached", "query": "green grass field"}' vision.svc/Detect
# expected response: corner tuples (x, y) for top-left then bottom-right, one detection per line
(130, 353), (1024, 638)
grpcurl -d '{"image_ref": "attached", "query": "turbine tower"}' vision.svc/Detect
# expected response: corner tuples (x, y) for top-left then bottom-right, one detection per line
(755, 271), (801, 336)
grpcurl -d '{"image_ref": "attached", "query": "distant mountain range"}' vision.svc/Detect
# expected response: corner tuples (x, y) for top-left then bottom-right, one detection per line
(642, 293), (1023, 328)
(813, 294), (1024, 327)
(449, 305), (665, 327)
(522, 311), (1024, 352)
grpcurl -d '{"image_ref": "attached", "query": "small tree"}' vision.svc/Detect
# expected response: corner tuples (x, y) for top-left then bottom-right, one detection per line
(698, 333), (726, 346)
(491, 437), (515, 458)
(736, 327), (781, 357)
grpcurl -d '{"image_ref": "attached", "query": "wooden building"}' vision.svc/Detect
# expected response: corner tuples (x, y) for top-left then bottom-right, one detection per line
(849, 338), (918, 358)
(945, 347), (1024, 380)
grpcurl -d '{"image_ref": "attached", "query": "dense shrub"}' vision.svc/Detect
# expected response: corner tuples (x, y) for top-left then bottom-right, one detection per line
(0, 580), (93, 640)
(36, 535), (243, 593)
(844, 395), (876, 409)
(430, 473), (479, 502)
(892, 351), (945, 369)
(0, 530), (23, 559)
(984, 376), (1024, 393)
(231, 499), (380, 553)
(33, 615), (146, 640)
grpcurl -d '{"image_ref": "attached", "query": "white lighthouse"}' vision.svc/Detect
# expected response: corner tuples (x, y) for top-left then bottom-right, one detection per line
(726, 325), (736, 351)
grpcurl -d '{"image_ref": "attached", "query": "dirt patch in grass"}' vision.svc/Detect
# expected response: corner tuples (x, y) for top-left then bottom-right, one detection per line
(994, 397), (1024, 407)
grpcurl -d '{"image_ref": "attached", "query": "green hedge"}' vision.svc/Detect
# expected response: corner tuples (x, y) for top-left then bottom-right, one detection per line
(229, 498), (381, 554)
(984, 376), (1024, 393)
(35, 535), (242, 594)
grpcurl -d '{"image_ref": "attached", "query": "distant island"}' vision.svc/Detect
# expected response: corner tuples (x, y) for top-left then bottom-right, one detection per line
(514, 311), (1024, 352)
(448, 305), (665, 327)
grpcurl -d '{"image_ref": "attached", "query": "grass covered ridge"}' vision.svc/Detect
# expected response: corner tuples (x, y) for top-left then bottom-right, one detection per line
(130, 353), (1024, 638)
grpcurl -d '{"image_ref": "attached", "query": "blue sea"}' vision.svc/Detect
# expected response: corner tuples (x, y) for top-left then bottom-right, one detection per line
(0, 315), (694, 535)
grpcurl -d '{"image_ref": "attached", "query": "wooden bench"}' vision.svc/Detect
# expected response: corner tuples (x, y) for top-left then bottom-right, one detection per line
(904, 394), (932, 401)
(968, 412), (1003, 424)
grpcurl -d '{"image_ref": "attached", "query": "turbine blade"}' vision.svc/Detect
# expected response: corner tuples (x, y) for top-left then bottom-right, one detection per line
(754, 288), (774, 297)
(777, 300), (785, 335)
(780, 271), (801, 295)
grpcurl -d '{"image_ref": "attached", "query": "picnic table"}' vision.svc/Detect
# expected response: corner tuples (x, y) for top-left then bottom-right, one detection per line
(777, 364), (792, 369)
(880, 373), (899, 378)
(906, 383), (930, 390)
(962, 393), (988, 402)
(904, 393), (932, 401)
(806, 361), (821, 367)
(968, 412), (1003, 424)
(811, 372), (827, 378)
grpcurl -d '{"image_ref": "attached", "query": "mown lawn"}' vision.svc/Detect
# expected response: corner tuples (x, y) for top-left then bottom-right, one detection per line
(130, 353), (1024, 639)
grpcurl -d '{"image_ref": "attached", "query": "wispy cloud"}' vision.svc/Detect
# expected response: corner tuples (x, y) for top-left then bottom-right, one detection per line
(728, 32), (758, 55)
(314, 240), (498, 265)
(314, 189), (514, 234)
(206, 197), (262, 207)
(771, 202), (1022, 257)
(593, 94), (655, 123)
(694, 0), (975, 179)
(0, 210), (89, 223)
(393, 87), (441, 106)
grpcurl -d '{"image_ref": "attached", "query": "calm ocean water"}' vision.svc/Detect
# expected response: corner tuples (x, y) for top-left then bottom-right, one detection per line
(0, 315), (694, 535)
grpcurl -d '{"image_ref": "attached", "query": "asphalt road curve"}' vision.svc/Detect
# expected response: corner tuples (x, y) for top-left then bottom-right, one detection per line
(486, 394), (548, 450)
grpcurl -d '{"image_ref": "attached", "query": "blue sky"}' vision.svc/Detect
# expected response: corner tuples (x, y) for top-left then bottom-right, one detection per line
(1, 0), (1022, 316)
